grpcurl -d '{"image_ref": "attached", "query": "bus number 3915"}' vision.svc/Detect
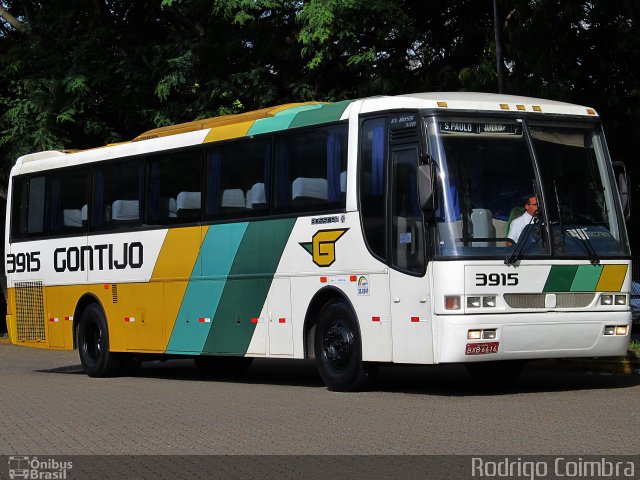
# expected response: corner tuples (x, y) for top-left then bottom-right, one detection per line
(475, 273), (518, 286)
(6, 252), (41, 273)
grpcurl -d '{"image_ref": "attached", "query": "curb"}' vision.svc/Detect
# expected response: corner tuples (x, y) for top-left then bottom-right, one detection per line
(531, 351), (640, 374)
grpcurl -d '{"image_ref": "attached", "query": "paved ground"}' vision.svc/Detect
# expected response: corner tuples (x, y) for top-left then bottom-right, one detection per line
(1, 341), (640, 456)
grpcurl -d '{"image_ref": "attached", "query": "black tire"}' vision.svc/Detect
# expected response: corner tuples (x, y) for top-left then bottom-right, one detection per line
(77, 303), (120, 378)
(194, 355), (253, 374)
(465, 360), (525, 386)
(315, 300), (374, 392)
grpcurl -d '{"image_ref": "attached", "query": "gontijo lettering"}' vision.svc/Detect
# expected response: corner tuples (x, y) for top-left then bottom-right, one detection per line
(54, 242), (143, 272)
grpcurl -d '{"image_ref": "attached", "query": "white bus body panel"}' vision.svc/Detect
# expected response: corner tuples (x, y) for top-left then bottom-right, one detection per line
(431, 260), (631, 363)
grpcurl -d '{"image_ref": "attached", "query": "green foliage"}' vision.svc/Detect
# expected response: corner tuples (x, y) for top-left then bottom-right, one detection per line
(0, 0), (637, 175)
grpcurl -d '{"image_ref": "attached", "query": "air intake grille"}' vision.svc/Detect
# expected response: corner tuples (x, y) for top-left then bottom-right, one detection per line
(504, 292), (596, 309)
(503, 293), (545, 309)
(15, 281), (45, 342)
(112, 284), (118, 303)
(556, 293), (595, 308)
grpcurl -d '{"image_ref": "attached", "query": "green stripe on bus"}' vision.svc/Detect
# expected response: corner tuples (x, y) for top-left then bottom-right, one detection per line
(570, 264), (603, 291)
(202, 218), (296, 355)
(543, 265), (579, 292)
(247, 104), (323, 136)
(288, 101), (352, 129)
(166, 223), (248, 354)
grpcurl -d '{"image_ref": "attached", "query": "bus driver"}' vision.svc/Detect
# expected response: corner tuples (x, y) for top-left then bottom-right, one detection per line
(508, 195), (538, 243)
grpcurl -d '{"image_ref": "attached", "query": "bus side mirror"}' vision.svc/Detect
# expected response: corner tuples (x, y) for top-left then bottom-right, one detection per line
(418, 161), (436, 213)
(613, 161), (631, 222)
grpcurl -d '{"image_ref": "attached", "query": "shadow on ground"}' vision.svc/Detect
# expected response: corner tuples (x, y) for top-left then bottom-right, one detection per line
(38, 357), (640, 396)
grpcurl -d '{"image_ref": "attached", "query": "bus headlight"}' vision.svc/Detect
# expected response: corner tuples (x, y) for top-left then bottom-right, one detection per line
(482, 296), (496, 308)
(482, 329), (497, 339)
(600, 294), (613, 306)
(467, 330), (482, 340)
(615, 295), (627, 305)
(615, 326), (628, 335)
(467, 329), (498, 340)
(467, 297), (481, 308)
(604, 325), (628, 335)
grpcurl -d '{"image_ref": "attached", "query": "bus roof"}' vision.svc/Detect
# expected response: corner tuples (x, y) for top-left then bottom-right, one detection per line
(361, 92), (599, 117)
(14, 92), (598, 171)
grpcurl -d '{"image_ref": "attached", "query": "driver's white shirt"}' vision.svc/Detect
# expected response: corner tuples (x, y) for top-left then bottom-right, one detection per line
(508, 211), (534, 242)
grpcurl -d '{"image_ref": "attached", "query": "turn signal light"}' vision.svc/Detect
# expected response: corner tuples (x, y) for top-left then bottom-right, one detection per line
(445, 296), (461, 310)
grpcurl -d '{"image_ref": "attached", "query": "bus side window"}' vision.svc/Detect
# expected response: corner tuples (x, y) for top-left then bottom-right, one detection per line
(274, 124), (347, 213)
(11, 175), (47, 240)
(391, 146), (425, 274)
(91, 160), (143, 231)
(50, 167), (89, 235)
(359, 118), (387, 261)
(146, 150), (202, 225)
(205, 139), (271, 220)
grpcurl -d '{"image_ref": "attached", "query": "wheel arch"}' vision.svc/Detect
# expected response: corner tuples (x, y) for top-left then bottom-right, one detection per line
(72, 293), (105, 350)
(303, 286), (360, 360)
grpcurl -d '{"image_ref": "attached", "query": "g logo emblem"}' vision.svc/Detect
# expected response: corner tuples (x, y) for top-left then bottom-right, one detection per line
(300, 229), (349, 267)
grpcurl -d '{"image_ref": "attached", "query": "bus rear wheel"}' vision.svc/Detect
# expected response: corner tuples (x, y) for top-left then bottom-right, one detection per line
(77, 303), (120, 378)
(314, 300), (374, 392)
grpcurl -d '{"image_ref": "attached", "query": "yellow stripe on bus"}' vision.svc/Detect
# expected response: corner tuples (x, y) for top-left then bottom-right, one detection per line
(151, 227), (204, 280)
(204, 120), (254, 143)
(595, 264), (627, 292)
(151, 226), (206, 349)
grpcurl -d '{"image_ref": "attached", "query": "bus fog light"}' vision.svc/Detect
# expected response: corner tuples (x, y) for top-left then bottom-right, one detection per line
(467, 330), (482, 340)
(482, 329), (497, 339)
(615, 326), (628, 335)
(615, 295), (626, 305)
(600, 294), (613, 306)
(445, 296), (461, 310)
(482, 296), (496, 308)
(467, 297), (481, 308)
(604, 326), (615, 335)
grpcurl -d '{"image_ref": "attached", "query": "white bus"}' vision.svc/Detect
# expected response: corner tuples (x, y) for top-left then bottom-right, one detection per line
(4, 92), (632, 390)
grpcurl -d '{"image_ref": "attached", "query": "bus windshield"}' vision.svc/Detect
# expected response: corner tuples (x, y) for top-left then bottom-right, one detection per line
(426, 116), (630, 259)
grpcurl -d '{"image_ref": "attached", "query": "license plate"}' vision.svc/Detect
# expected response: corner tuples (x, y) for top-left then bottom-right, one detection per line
(465, 342), (499, 355)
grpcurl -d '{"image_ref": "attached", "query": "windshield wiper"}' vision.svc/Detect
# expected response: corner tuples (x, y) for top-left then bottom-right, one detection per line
(504, 215), (539, 265)
(553, 180), (600, 264)
(561, 220), (600, 265)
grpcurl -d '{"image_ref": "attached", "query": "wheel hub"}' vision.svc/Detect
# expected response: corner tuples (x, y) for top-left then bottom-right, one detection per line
(323, 323), (353, 369)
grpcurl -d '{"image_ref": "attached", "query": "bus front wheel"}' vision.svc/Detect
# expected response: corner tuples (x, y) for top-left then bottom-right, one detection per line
(77, 303), (120, 378)
(315, 300), (374, 392)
